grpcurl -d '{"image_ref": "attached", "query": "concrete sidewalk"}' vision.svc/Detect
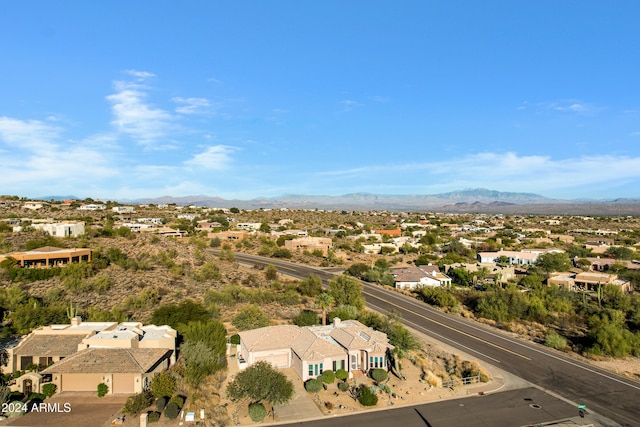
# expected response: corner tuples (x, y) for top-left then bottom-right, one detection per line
(273, 368), (323, 423)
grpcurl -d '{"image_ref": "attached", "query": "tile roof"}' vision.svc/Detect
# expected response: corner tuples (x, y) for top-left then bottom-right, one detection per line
(14, 335), (87, 357)
(41, 348), (171, 374)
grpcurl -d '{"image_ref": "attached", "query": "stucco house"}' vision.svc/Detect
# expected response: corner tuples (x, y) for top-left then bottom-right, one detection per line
(548, 272), (632, 293)
(4, 317), (176, 395)
(237, 318), (393, 382)
(392, 265), (452, 290)
(0, 246), (91, 268)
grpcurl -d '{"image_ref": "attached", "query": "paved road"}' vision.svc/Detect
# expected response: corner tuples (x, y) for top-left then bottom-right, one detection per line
(221, 252), (640, 426)
(275, 387), (580, 427)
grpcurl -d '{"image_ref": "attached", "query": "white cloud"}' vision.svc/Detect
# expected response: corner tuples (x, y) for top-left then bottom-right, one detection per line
(106, 78), (174, 147)
(173, 97), (211, 115)
(544, 100), (602, 115)
(318, 152), (640, 197)
(124, 70), (156, 81)
(184, 145), (235, 170)
(0, 117), (60, 150)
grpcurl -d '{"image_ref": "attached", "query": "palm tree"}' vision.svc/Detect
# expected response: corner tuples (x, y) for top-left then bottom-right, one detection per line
(315, 292), (334, 325)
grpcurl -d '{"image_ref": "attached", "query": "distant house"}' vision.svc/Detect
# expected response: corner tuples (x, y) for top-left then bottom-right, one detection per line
(373, 228), (402, 237)
(476, 250), (559, 266)
(284, 236), (332, 256)
(32, 221), (85, 237)
(77, 204), (106, 211)
(112, 206), (136, 213)
(391, 265), (452, 290)
(237, 318), (393, 382)
(548, 272), (632, 293)
(0, 246), (91, 268)
(22, 201), (49, 210)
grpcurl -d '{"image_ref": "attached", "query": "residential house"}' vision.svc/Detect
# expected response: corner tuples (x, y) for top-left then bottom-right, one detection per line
(77, 204), (106, 211)
(391, 265), (452, 290)
(548, 272), (632, 293)
(284, 236), (332, 256)
(476, 249), (563, 266)
(31, 221), (85, 237)
(5, 317), (176, 395)
(237, 318), (393, 382)
(0, 246), (91, 268)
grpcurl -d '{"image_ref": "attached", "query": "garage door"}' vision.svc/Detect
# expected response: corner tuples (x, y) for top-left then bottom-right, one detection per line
(256, 352), (289, 368)
(112, 374), (135, 394)
(61, 374), (103, 392)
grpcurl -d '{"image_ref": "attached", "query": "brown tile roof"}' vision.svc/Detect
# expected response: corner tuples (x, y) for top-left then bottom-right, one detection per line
(14, 335), (87, 357)
(41, 348), (171, 374)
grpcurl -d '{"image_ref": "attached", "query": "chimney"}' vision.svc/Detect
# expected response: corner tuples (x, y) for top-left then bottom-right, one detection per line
(71, 316), (82, 327)
(333, 317), (341, 327)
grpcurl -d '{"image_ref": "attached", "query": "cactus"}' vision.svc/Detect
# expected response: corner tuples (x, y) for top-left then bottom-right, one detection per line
(66, 301), (78, 320)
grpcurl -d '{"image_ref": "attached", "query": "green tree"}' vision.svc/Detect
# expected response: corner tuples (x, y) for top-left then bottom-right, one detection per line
(293, 310), (319, 326)
(181, 340), (222, 386)
(181, 320), (227, 363)
(298, 274), (323, 297)
(329, 275), (365, 310)
(535, 252), (571, 274)
(151, 300), (213, 330)
(226, 360), (294, 405)
(232, 305), (270, 331)
(150, 372), (177, 398)
(315, 292), (334, 325)
(264, 264), (278, 281)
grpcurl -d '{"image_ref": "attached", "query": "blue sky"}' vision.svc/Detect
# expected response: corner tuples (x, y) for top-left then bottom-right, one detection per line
(1, 1), (639, 201)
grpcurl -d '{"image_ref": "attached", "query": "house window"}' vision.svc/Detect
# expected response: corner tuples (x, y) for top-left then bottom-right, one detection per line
(369, 356), (386, 369)
(308, 363), (323, 377)
(351, 354), (357, 370)
(333, 360), (345, 371)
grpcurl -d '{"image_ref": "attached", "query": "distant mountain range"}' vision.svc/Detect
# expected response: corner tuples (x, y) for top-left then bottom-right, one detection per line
(127, 189), (640, 215)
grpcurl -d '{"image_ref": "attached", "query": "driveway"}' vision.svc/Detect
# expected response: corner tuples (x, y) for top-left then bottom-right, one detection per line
(273, 368), (323, 423)
(2, 392), (129, 427)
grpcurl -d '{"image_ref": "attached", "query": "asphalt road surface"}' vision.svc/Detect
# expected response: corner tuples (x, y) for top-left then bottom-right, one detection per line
(220, 251), (640, 426)
(278, 387), (579, 427)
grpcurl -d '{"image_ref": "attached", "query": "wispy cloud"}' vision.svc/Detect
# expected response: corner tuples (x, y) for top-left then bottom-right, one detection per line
(318, 152), (640, 197)
(106, 73), (175, 148)
(0, 117), (60, 151)
(183, 145), (236, 170)
(545, 100), (602, 115)
(339, 99), (364, 112)
(124, 70), (156, 80)
(173, 97), (211, 115)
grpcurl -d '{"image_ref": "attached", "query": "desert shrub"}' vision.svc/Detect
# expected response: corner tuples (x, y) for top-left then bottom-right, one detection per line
(151, 371), (177, 398)
(164, 402), (180, 419)
(370, 368), (388, 383)
(169, 395), (185, 408)
(304, 378), (323, 393)
(148, 411), (161, 423)
(335, 369), (349, 381)
(293, 309), (319, 326)
(155, 396), (168, 412)
(338, 381), (350, 392)
(97, 383), (109, 397)
(319, 370), (335, 384)
(123, 392), (153, 414)
(272, 248), (292, 258)
(379, 383), (392, 394)
(248, 402), (267, 422)
(230, 334), (240, 345)
(357, 386), (378, 406)
(41, 383), (57, 398)
(232, 305), (270, 331)
(544, 330), (568, 351)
